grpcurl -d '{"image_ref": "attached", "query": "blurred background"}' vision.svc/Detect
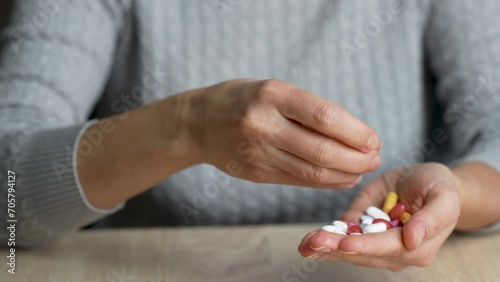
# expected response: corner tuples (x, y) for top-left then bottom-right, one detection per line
(0, 1), (13, 30)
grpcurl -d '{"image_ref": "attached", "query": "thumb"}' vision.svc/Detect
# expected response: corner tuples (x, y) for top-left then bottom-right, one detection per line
(402, 179), (459, 250)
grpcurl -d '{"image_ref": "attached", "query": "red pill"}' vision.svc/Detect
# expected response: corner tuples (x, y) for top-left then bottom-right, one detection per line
(390, 202), (408, 221)
(346, 224), (363, 235)
(372, 218), (393, 230)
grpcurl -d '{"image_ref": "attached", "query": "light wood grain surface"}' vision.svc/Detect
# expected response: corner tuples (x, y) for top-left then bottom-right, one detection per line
(1, 224), (500, 282)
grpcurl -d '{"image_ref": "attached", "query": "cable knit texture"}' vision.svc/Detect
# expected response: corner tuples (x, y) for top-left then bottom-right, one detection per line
(1, 0), (500, 247)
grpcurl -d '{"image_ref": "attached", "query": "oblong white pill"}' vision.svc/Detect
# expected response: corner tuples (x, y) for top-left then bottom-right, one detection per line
(322, 225), (347, 235)
(366, 206), (391, 221)
(362, 218), (373, 225)
(333, 220), (348, 232)
(363, 222), (387, 234)
(361, 215), (374, 222)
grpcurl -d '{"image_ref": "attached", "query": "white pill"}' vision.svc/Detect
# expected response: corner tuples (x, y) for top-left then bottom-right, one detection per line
(322, 225), (347, 235)
(366, 206), (391, 221)
(363, 222), (387, 234)
(362, 218), (373, 225)
(333, 220), (348, 232)
(361, 215), (374, 221)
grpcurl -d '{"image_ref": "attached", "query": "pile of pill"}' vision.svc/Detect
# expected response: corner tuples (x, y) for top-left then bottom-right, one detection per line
(321, 192), (412, 235)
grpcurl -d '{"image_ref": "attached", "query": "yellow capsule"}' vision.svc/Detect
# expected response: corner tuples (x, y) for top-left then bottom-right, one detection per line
(382, 192), (398, 214)
(400, 212), (412, 225)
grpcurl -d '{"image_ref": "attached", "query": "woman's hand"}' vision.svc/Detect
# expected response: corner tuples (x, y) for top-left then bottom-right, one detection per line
(185, 79), (381, 188)
(298, 163), (462, 270)
(78, 78), (380, 209)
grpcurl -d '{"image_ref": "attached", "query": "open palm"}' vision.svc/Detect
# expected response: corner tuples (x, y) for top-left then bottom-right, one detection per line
(298, 163), (462, 271)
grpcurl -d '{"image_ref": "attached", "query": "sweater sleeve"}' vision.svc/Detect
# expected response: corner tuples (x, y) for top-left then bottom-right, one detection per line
(424, 0), (500, 232)
(0, 1), (128, 248)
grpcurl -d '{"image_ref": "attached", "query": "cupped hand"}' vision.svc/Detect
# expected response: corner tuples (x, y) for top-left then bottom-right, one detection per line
(298, 163), (463, 270)
(186, 79), (381, 188)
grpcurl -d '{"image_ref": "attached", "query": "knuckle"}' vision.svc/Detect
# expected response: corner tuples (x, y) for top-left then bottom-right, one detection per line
(312, 102), (340, 127)
(258, 79), (286, 97)
(304, 165), (329, 184)
(311, 141), (334, 166)
(240, 114), (270, 140)
(240, 117), (260, 138)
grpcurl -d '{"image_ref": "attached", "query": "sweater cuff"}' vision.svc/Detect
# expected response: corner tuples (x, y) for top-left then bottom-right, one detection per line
(73, 120), (126, 214)
(13, 121), (124, 247)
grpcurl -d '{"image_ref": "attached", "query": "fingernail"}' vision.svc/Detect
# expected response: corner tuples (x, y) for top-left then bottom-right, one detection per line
(365, 134), (379, 151)
(310, 246), (332, 254)
(307, 253), (321, 260)
(307, 253), (330, 261)
(370, 155), (381, 170)
(415, 225), (425, 249)
(340, 251), (359, 255)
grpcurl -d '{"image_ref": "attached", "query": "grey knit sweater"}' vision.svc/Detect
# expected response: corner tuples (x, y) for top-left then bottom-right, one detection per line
(1, 0), (500, 247)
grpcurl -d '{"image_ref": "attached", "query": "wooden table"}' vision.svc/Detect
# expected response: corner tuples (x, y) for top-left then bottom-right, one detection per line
(1, 224), (500, 282)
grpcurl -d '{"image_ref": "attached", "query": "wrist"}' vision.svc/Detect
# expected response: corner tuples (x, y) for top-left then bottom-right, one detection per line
(451, 162), (500, 230)
(152, 87), (206, 166)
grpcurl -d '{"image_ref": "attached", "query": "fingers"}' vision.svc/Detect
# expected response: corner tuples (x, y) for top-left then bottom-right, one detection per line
(271, 148), (362, 185)
(299, 227), (445, 269)
(307, 230), (346, 252)
(332, 253), (408, 272)
(296, 165), (461, 270)
(272, 118), (380, 174)
(261, 169), (362, 189)
(270, 81), (381, 152)
(298, 230), (320, 258)
(300, 230), (408, 271)
(337, 228), (405, 257)
(401, 181), (460, 251)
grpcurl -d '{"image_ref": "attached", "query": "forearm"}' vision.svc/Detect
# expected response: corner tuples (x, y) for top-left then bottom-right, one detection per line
(452, 162), (500, 231)
(78, 88), (203, 209)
